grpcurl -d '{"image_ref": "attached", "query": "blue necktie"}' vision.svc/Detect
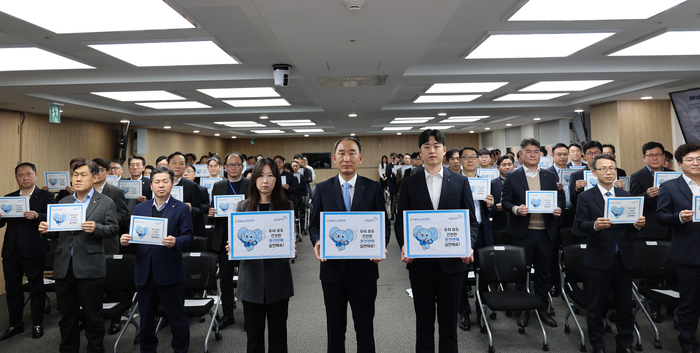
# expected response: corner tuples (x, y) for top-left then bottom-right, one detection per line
(605, 191), (619, 253)
(343, 182), (352, 212)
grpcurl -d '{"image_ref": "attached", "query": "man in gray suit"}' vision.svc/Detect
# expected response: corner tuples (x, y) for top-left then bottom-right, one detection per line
(92, 158), (129, 253)
(39, 159), (119, 353)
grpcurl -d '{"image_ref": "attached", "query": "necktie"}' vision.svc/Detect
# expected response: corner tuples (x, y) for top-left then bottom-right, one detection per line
(605, 191), (611, 197)
(604, 191), (618, 252)
(343, 182), (352, 212)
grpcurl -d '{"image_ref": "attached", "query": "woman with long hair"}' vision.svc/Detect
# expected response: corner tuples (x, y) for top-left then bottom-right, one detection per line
(378, 155), (388, 201)
(227, 158), (294, 353)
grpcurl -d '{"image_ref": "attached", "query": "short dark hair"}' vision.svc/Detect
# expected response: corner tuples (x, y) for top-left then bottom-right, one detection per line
(150, 166), (174, 183)
(207, 155), (221, 166)
(418, 129), (446, 148)
(144, 165), (154, 172)
(459, 146), (478, 157)
(273, 155), (285, 162)
(240, 153), (247, 160)
(477, 148), (491, 157)
(601, 144), (616, 155)
(109, 159), (123, 166)
(224, 152), (244, 165)
(293, 154), (302, 159)
(155, 155), (168, 165)
(15, 162), (36, 175)
(582, 140), (603, 155)
(520, 138), (541, 150)
(333, 137), (363, 154)
(247, 155), (256, 162)
(73, 160), (99, 176)
(496, 155), (515, 166)
(674, 143), (700, 161)
(664, 150), (674, 160)
(642, 141), (665, 155)
(256, 154), (263, 159)
(167, 151), (186, 163)
(539, 146), (548, 156)
(185, 153), (197, 161)
(446, 148), (460, 159)
(92, 158), (110, 170)
(291, 160), (299, 166)
(568, 143), (581, 151)
(128, 155), (146, 166)
(592, 154), (616, 170)
(199, 155), (209, 163)
(552, 143), (569, 154)
(70, 157), (86, 167)
(283, 162), (293, 172)
(506, 151), (515, 157)
(410, 152), (420, 159)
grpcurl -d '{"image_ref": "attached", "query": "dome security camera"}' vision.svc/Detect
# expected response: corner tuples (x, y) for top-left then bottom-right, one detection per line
(272, 64), (291, 87)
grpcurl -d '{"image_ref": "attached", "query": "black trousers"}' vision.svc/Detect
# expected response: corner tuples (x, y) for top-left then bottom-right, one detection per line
(3, 250), (45, 326)
(242, 298), (289, 353)
(217, 239), (237, 317)
(409, 267), (464, 353)
(512, 229), (552, 310)
(676, 263), (700, 352)
(459, 225), (485, 316)
(296, 194), (306, 232)
(586, 255), (634, 350)
(137, 269), (189, 353)
(55, 260), (105, 353)
(321, 266), (377, 353)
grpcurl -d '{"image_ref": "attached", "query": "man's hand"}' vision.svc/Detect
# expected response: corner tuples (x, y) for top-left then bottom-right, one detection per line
(575, 179), (587, 192)
(282, 184), (289, 190)
(614, 179), (625, 189)
(634, 216), (646, 229)
(24, 211), (38, 220)
(41, 186), (49, 191)
(208, 208), (217, 218)
(82, 221), (96, 234)
(314, 241), (326, 262)
(553, 207), (562, 217)
(401, 245), (413, 264)
(120, 234), (131, 246)
(595, 217), (611, 230)
(370, 249), (388, 264)
(496, 203), (503, 212)
(185, 202), (192, 212)
(680, 210), (694, 223)
(225, 240), (230, 254)
(162, 235), (176, 248)
(66, 186), (75, 194)
(461, 248), (474, 264)
(38, 221), (48, 234)
(556, 182), (563, 191)
(485, 194), (494, 208)
(517, 204), (529, 216)
(136, 195), (147, 203)
(647, 186), (659, 198)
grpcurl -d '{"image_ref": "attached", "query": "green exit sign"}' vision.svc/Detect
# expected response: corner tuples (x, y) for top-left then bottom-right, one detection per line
(249, 138), (255, 145)
(49, 104), (61, 123)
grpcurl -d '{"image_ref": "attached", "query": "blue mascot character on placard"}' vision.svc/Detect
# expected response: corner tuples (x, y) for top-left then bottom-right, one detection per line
(329, 226), (354, 251)
(413, 225), (438, 250)
(238, 227), (263, 252)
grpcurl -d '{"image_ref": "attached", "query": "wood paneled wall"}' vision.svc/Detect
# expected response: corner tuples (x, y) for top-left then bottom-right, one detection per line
(0, 111), (22, 293)
(590, 100), (673, 173)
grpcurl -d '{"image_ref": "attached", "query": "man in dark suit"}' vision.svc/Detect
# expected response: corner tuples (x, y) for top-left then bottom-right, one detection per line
(291, 159), (310, 238)
(569, 141), (602, 209)
(656, 143), (700, 353)
(0, 162), (55, 340)
(502, 138), (564, 328)
(121, 155), (152, 214)
(602, 144), (627, 177)
(396, 130), (479, 353)
(491, 155), (515, 232)
(403, 152), (423, 178)
(573, 154), (645, 353)
(168, 151), (204, 236)
(548, 143), (573, 297)
(567, 143), (585, 168)
(309, 137), (390, 353)
(38, 160), (119, 353)
(208, 151), (250, 329)
(47, 158), (82, 200)
(92, 158), (130, 245)
(120, 167), (193, 353)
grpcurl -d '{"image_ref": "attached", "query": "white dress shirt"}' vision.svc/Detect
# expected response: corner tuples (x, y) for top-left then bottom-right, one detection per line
(338, 173), (358, 205)
(425, 167), (443, 210)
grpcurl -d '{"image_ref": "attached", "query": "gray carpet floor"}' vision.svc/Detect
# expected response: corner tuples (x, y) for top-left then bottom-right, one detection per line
(0, 221), (687, 352)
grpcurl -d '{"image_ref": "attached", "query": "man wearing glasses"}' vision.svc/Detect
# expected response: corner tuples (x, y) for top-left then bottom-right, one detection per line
(122, 155), (152, 214)
(208, 152), (249, 329)
(568, 141), (603, 209)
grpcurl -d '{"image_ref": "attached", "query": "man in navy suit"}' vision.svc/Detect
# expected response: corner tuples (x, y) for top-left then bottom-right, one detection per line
(569, 141), (602, 209)
(0, 163), (55, 340)
(168, 151), (204, 234)
(548, 143), (573, 297)
(122, 155), (152, 214)
(309, 137), (390, 353)
(491, 155), (514, 232)
(656, 143), (700, 353)
(630, 141), (671, 241)
(502, 138), (564, 328)
(120, 167), (193, 353)
(573, 155), (645, 353)
(396, 129), (479, 353)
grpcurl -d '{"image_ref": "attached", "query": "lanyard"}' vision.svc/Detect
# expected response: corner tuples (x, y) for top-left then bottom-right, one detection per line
(228, 180), (237, 195)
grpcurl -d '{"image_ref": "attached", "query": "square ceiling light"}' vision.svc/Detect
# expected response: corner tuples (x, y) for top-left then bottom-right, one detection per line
(421, 126), (454, 130)
(414, 95), (481, 103)
(0, 0), (195, 33)
(494, 93), (569, 101)
(466, 33), (615, 59)
(382, 127), (413, 131)
(390, 117), (433, 124)
(272, 120), (315, 126)
(136, 101), (210, 109)
(520, 80), (613, 92)
(0, 47), (93, 71)
(425, 82), (508, 94)
(88, 41), (237, 67)
(197, 87), (280, 99)
(223, 99), (290, 107)
(214, 121), (266, 128)
(609, 31), (700, 56)
(293, 129), (324, 133)
(91, 90), (184, 102)
(441, 116), (488, 123)
(252, 130), (285, 134)
(508, 0), (686, 21)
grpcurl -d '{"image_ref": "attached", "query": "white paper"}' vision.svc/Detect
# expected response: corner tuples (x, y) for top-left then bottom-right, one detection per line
(200, 178), (219, 197)
(320, 212), (385, 259)
(194, 164), (209, 178)
(538, 156), (553, 169)
(118, 180), (142, 199)
(654, 172), (682, 188)
(650, 289), (680, 299)
(468, 178), (491, 201)
(229, 211), (295, 260)
(584, 171), (598, 191)
(281, 175), (287, 185)
(694, 195), (700, 222)
(477, 168), (499, 181)
(47, 204), (86, 231)
(44, 171), (70, 190)
(214, 195), (245, 217)
(171, 186), (183, 201)
(604, 197), (644, 224)
(559, 169), (575, 186)
(403, 210), (471, 258)
(526, 190), (557, 213)
(105, 175), (118, 186)
(618, 176), (630, 192)
(128, 215), (168, 246)
(0, 197), (29, 218)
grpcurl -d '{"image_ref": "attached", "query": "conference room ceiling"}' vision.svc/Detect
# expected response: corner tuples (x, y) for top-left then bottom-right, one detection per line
(1, 0), (699, 138)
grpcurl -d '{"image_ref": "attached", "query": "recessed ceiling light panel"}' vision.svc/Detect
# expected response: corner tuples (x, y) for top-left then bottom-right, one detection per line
(0, 47), (94, 71)
(223, 99), (290, 107)
(414, 95), (481, 103)
(293, 129), (324, 133)
(426, 82), (508, 94)
(197, 87), (280, 99)
(509, 0), (687, 21)
(272, 119), (315, 126)
(252, 130), (285, 134)
(382, 127), (412, 131)
(136, 101), (210, 109)
(214, 121), (266, 128)
(609, 31), (700, 56)
(494, 93), (569, 101)
(421, 126), (453, 130)
(466, 33), (615, 59)
(520, 80), (613, 92)
(89, 41), (238, 67)
(91, 90), (184, 102)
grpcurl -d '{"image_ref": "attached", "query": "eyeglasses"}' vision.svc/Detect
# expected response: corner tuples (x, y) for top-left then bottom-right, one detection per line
(585, 151), (601, 157)
(594, 167), (616, 173)
(448, 157), (461, 162)
(645, 153), (664, 159)
(274, 161), (284, 164)
(683, 157), (700, 164)
(523, 150), (541, 155)
(129, 164), (143, 168)
(225, 163), (243, 168)
(109, 166), (122, 170)
(98, 168), (107, 173)
(460, 156), (477, 160)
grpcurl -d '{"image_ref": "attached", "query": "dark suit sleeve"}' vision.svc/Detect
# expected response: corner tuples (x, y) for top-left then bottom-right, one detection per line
(394, 181), (409, 248)
(573, 193), (597, 236)
(656, 183), (683, 227)
(287, 173), (298, 195)
(309, 186), (323, 246)
(37, 191), (55, 222)
(629, 173), (647, 197)
(199, 186), (210, 214)
(501, 176), (516, 215)
(189, 183), (203, 216)
(111, 187), (130, 233)
(175, 204), (194, 250)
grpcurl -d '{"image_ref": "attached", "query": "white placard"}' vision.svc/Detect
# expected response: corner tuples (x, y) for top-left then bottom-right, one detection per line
(654, 172), (682, 188)
(171, 186), (183, 201)
(128, 215), (168, 246)
(44, 171), (70, 190)
(118, 180), (142, 199)
(694, 195), (700, 222)
(604, 196), (644, 224)
(477, 168), (499, 180)
(559, 169), (575, 186)
(584, 170), (598, 191)
(105, 175), (118, 186)
(392, 165), (412, 175)
(281, 175), (287, 185)
(538, 156), (553, 169)
(526, 190), (557, 214)
(320, 212), (385, 259)
(200, 178), (219, 197)
(403, 210), (470, 258)
(618, 176), (630, 192)
(468, 178), (491, 201)
(47, 204), (86, 231)
(0, 197), (29, 218)
(213, 195), (245, 217)
(194, 164), (209, 178)
(229, 211), (295, 260)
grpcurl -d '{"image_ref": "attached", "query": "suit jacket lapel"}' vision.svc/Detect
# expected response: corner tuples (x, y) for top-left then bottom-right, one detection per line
(85, 191), (100, 219)
(415, 169), (434, 208)
(676, 177), (693, 204)
(516, 168), (529, 191)
(162, 199), (175, 219)
(437, 168), (452, 209)
(591, 187), (605, 215)
(332, 176), (346, 211)
(351, 176), (366, 211)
